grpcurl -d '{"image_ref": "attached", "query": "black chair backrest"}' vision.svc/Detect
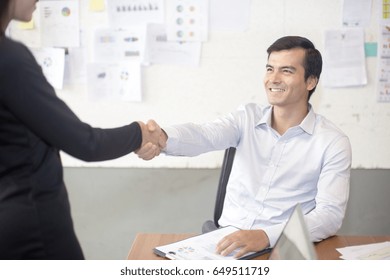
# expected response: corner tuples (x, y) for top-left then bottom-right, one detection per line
(213, 147), (236, 227)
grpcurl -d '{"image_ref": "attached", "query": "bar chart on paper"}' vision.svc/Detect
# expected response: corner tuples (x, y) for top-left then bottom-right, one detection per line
(107, 0), (165, 28)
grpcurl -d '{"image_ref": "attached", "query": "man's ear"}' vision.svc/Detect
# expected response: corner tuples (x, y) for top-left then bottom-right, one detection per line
(306, 76), (318, 91)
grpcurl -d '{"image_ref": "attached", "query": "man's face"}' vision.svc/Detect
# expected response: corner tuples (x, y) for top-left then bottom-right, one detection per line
(263, 48), (316, 109)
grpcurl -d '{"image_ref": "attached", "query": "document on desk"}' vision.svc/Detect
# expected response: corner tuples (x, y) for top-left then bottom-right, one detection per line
(336, 241), (390, 260)
(153, 226), (271, 260)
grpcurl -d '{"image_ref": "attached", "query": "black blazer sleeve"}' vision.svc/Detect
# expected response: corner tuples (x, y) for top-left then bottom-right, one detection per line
(1, 40), (142, 161)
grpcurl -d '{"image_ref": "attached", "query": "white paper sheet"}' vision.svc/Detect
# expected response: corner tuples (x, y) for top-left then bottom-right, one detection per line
(107, 0), (164, 29)
(40, 0), (80, 47)
(377, 0), (390, 102)
(93, 28), (146, 63)
(337, 241), (390, 260)
(31, 47), (65, 90)
(155, 226), (250, 260)
(342, 0), (372, 27)
(87, 62), (142, 102)
(145, 24), (202, 66)
(64, 47), (87, 86)
(322, 28), (367, 88)
(166, 0), (209, 42)
(377, 21), (390, 102)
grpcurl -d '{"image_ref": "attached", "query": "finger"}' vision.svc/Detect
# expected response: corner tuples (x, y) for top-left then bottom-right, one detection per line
(234, 247), (250, 259)
(216, 237), (227, 252)
(158, 136), (166, 149)
(136, 142), (153, 156)
(216, 237), (232, 254)
(138, 148), (156, 160)
(142, 145), (161, 160)
(147, 119), (158, 132)
(137, 143), (157, 160)
(215, 240), (230, 254)
(138, 151), (155, 160)
(220, 241), (242, 257)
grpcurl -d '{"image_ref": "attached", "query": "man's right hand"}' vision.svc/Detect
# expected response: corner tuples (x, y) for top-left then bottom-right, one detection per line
(136, 120), (167, 160)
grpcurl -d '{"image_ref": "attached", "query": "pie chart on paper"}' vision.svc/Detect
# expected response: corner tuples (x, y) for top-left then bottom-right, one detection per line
(62, 7), (71, 17)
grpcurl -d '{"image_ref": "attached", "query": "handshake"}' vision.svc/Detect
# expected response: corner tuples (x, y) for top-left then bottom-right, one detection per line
(136, 120), (167, 160)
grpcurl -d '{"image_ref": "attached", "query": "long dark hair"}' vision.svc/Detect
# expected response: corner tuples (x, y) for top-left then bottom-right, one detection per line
(0, 0), (11, 38)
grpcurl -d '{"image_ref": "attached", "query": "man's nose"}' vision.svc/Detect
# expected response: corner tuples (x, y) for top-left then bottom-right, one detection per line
(268, 71), (281, 83)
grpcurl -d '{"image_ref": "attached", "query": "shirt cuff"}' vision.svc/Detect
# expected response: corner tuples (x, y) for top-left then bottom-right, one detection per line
(262, 223), (285, 248)
(162, 126), (179, 154)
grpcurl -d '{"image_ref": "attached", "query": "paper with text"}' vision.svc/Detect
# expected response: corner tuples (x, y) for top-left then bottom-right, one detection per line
(154, 226), (260, 260)
(40, 0), (80, 47)
(322, 28), (367, 88)
(337, 241), (390, 260)
(145, 24), (201, 66)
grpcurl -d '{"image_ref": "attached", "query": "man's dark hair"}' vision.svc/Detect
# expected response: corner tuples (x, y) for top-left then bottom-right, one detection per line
(267, 36), (322, 99)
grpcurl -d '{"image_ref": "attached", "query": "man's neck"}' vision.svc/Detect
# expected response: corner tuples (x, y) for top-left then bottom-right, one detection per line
(271, 104), (309, 135)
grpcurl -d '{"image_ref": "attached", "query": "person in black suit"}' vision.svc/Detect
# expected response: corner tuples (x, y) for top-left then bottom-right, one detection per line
(0, 0), (164, 259)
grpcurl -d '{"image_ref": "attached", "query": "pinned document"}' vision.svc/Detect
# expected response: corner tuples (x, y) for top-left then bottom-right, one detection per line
(40, 0), (80, 47)
(31, 47), (66, 90)
(322, 28), (367, 88)
(166, 0), (209, 42)
(342, 0), (372, 27)
(93, 28), (147, 63)
(107, 0), (164, 28)
(87, 62), (142, 102)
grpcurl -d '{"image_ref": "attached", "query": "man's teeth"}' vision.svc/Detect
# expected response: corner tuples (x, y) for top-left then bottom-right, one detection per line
(270, 88), (284, 92)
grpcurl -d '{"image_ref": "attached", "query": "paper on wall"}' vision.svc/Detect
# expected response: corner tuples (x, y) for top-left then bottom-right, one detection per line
(87, 62), (142, 102)
(31, 47), (66, 90)
(322, 28), (367, 88)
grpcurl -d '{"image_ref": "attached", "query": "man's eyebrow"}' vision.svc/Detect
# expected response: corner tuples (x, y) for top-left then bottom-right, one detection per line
(265, 64), (297, 71)
(281, 66), (297, 71)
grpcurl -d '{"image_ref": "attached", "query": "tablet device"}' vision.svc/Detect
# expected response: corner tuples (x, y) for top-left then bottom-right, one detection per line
(268, 204), (317, 260)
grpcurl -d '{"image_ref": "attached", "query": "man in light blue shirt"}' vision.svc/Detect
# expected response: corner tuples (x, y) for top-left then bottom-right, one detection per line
(137, 36), (352, 258)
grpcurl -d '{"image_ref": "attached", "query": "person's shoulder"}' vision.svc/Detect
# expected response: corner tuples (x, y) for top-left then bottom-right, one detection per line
(0, 37), (29, 53)
(315, 113), (348, 138)
(232, 103), (270, 124)
(237, 103), (269, 115)
(0, 37), (32, 65)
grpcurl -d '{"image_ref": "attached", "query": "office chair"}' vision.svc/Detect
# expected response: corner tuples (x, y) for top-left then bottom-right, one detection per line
(202, 147), (236, 233)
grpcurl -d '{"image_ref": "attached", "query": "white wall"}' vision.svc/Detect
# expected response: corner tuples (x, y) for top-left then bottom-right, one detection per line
(58, 0), (389, 169)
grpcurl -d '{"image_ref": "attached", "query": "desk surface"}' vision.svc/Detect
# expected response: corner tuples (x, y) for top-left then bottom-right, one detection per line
(127, 233), (390, 260)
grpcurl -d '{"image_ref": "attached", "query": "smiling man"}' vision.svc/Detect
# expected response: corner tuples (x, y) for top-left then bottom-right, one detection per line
(137, 36), (352, 258)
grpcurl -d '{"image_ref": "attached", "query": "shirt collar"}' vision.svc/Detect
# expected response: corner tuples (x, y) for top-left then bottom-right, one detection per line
(299, 104), (316, 135)
(256, 104), (316, 135)
(258, 106), (273, 127)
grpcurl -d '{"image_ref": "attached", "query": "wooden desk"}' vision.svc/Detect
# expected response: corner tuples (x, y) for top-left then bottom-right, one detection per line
(127, 233), (390, 260)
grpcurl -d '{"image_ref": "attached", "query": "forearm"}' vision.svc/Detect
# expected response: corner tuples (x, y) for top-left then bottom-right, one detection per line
(305, 136), (352, 241)
(163, 121), (239, 156)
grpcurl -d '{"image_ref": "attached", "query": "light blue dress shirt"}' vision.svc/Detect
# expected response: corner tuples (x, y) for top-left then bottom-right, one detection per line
(164, 103), (352, 247)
